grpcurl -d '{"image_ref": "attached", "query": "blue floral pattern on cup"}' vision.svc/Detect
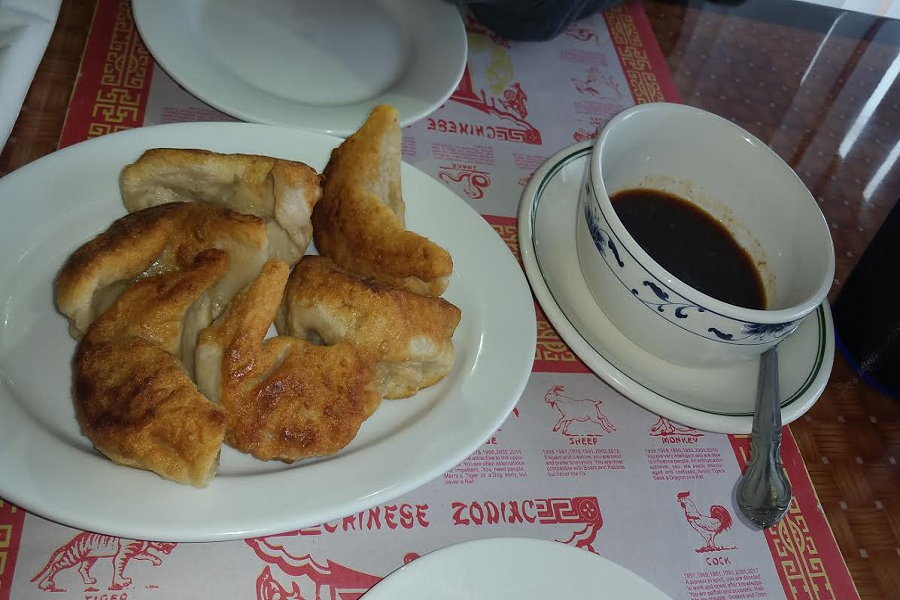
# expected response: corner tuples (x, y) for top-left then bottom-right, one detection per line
(582, 182), (799, 346)
(583, 192), (624, 267)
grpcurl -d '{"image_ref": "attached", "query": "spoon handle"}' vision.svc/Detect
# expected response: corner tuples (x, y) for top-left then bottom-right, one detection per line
(737, 347), (792, 529)
(754, 346), (781, 457)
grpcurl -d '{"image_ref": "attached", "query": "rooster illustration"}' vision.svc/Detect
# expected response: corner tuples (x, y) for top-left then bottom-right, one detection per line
(677, 492), (735, 552)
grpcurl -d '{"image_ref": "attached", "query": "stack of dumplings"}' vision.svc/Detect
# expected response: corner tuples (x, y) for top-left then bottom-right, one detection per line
(55, 105), (461, 487)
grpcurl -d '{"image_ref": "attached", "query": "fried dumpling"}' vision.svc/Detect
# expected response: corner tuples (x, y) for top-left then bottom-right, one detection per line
(120, 148), (322, 264)
(277, 256), (461, 399)
(312, 104), (453, 296)
(195, 260), (381, 462)
(56, 202), (269, 376)
(74, 250), (229, 487)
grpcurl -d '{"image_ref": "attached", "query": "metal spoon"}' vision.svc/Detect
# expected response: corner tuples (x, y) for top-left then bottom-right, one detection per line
(736, 346), (792, 529)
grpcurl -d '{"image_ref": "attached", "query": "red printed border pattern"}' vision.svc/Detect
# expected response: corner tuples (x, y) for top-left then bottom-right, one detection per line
(728, 433), (860, 600)
(483, 215), (589, 373)
(0, 500), (25, 600)
(604, 2), (681, 105)
(59, 0), (154, 149)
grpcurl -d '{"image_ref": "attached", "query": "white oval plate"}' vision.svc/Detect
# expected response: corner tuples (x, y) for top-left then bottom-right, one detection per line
(0, 122), (535, 542)
(365, 537), (673, 600)
(517, 142), (833, 434)
(132, 0), (467, 136)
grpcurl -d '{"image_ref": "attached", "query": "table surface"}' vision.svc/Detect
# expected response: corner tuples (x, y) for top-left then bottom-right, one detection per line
(1, 1), (898, 598)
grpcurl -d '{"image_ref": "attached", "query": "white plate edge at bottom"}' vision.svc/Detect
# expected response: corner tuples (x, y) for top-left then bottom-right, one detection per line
(516, 141), (834, 434)
(364, 537), (674, 600)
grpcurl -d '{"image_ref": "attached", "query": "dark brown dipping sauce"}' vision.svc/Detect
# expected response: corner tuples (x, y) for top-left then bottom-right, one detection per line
(610, 189), (766, 310)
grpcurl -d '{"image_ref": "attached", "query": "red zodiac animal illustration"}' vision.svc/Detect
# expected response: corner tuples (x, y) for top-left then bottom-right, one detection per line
(248, 535), (383, 600)
(31, 532), (176, 592)
(449, 68), (542, 145)
(677, 492), (735, 552)
(544, 385), (615, 436)
(650, 417), (704, 438)
(438, 168), (491, 200)
(572, 66), (621, 100)
(257, 566), (304, 600)
(499, 82), (529, 118)
(565, 23), (600, 45)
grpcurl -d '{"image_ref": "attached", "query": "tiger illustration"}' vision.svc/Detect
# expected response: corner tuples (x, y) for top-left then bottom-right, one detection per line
(31, 532), (176, 592)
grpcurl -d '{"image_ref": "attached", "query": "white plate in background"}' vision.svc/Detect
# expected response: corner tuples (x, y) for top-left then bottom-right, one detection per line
(132, 0), (467, 136)
(0, 122), (535, 541)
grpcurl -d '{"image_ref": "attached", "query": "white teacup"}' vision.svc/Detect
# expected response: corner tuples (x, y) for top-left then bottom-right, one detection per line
(576, 103), (835, 367)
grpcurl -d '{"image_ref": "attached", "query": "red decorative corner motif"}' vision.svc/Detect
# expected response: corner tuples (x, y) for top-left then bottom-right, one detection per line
(728, 432), (859, 600)
(59, 0), (154, 148)
(0, 500), (25, 600)
(483, 214), (520, 267)
(603, 1), (681, 105)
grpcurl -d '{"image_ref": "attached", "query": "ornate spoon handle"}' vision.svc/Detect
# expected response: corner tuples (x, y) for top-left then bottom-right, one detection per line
(736, 347), (792, 529)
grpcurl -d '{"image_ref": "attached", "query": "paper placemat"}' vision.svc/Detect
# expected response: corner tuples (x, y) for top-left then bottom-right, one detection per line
(1, 1), (858, 599)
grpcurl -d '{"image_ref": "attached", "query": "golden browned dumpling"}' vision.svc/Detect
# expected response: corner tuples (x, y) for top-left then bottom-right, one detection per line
(312, 104), (453, 296)
(74, 250), (229, 487)
(120, 148), (322, 264)
(277, 256), (461, 399)
(56, 202), (269, 376)
(195, 260), (381, 462)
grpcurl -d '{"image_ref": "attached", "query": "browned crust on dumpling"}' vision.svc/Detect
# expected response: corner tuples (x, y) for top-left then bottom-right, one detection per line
(312, 104), (453, 296)
(74, 250), (229, 487)
(196, 261), (381, 462)
(279, 256), (461, 399)
(56, 202), (268, 336)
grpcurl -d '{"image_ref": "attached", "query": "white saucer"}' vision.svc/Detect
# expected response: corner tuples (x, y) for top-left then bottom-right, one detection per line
(365, 538), (673, 600)
(132, 0), (467, 136)
(517, 142), (834, 434)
